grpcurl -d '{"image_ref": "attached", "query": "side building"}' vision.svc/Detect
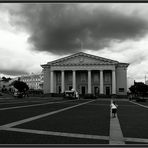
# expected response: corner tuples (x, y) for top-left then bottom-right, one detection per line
(19, 73), (43, 90)
(41, 52), (129, 97)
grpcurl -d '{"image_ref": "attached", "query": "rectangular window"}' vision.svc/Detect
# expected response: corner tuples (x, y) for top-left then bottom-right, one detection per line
(57, 73), (61, 82)
(94, 74), (99, 82)
(119, 88), (124, 92)
(81, 73), (86, 82)
(105, 73), (111, 82)
(68, 74), (72, 82)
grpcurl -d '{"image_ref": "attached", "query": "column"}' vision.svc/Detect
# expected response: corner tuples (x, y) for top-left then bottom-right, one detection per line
(88, 70), (91, 94)
(100, 70), (104, 94)
(73, 70), (76, 90)
(50, 71), (54, 93)
(61, 71), (65, 93)
(112, 70), (116, 94)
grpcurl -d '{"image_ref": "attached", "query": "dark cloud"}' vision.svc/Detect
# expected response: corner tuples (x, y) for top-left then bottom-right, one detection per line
(8, 4), (148, 55)
(0, 69), (28, 76)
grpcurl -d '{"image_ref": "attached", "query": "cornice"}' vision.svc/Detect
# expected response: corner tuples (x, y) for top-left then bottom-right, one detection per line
(117, 63), (129, 68)
(47, 52), (119, 66)
(41, 63), (117, 67)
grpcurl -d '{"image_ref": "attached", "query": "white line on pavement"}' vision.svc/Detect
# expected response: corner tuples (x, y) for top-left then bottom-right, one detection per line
(109, 100), (125, 145)
(0, 100), (50, 105)
(0, 100), (95, 128)
(0, 100), (76, 111)
(130, 101), (148, 109)
(125, 137), (148, 143)
(2, 127), (109, 141)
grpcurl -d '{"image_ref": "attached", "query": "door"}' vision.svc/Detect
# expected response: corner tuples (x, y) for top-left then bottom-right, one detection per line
(69, 86), (72, 90)
(81, 86), (85, 95)
(94, 86), (99, 96)
(106, 87), (110, 95)
(58, 86), (61, 94)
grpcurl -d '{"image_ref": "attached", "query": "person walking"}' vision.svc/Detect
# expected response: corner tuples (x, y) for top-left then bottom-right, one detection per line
(75, 91), (79, 100)
(110, 101), (118, 118)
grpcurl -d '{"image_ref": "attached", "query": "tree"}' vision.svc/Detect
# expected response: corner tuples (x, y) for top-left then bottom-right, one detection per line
(2, 77), (12, 82)
(11, 80), (29, 93)
(129, 82), (148, 98)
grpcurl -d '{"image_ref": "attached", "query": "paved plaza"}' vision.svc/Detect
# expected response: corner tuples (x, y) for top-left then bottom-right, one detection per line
(0, 96), (148, 145)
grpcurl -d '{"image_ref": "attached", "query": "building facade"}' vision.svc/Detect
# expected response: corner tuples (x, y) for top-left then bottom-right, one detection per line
(41, 52), (129, 96)
(19, 73), (43, 90)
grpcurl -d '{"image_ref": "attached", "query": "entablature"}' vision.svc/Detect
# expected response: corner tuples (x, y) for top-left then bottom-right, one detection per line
(50, 65), (115, 71)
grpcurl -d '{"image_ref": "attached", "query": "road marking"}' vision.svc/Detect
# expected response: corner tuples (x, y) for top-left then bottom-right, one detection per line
(0, 100), (95, 128)
(0, 100), (76, 111)
(109, 100), (125, 145)
(2, 127), (109, 141)
(130, 101), (148, 109)
(2, 127), (148, 143)
(61, 102), (109, 106)
(0, 99), (50, 105)
(125, 137), (148, 143)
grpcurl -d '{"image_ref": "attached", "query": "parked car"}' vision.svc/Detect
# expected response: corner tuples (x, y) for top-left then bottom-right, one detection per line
(13, 91), (23, 98)
(64, 90), (78, 99)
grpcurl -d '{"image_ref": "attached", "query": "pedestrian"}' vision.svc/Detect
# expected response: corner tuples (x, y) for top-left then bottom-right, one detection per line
(110, 101), (118, 118)
(75, 91), (79, 99)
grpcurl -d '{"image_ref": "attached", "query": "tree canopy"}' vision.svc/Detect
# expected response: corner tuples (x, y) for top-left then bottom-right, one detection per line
(11, 80), (29, 92)
(1, 77), (12, 82)
(129, 82), (148, 96)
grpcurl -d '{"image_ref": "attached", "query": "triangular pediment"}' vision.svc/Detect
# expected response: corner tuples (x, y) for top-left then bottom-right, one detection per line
(47, 52), (119, 66)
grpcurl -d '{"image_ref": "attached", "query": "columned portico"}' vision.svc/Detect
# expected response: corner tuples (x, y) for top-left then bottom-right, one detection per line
(112, 70), (116, 94)
(50, 71), (54, 93)
(100, 70), (104, 94)
(61, 71), (65, 93)
(88, 70), (91, 94)
(41, 52), (129, 96)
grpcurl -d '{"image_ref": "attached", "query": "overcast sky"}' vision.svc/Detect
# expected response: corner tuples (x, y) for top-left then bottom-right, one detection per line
(0, 3), (148, 87)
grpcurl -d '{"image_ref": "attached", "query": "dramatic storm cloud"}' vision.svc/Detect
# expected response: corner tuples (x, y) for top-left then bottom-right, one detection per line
(1, 3), (148, 86)
(8, 4), (148, 55)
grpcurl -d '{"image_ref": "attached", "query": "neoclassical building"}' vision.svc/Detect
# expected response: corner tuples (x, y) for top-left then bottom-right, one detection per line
(41, 52), (129, 96)
(18, 73), (43, 90)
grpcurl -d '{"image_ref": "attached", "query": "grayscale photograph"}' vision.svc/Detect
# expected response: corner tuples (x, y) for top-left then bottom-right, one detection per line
(0, 3), (148, 145)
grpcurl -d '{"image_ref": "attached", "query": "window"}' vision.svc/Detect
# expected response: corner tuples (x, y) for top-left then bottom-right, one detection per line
(57, 73), (61, 82)
(68, 74), (72, 82)
(94, 74), (99, 82)
(119, 88), (124, 92)
(81, 73), (86, 82)
(105, 72), (111, 82)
